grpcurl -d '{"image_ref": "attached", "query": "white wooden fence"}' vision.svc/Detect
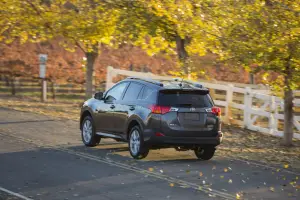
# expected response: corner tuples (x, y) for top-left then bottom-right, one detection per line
(106, 66), (300, 139)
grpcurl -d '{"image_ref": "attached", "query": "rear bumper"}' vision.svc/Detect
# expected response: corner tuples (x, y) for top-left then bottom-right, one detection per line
(143, 129), (223, 147)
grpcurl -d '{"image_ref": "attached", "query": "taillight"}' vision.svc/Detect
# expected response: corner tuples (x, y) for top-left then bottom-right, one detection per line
(212, 107), (221, 117)
(149, 105), (171, 114)
(155, 132), (165, 137)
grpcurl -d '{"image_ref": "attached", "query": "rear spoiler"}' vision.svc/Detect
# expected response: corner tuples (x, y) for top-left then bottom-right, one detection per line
(159, 88), (209, 95)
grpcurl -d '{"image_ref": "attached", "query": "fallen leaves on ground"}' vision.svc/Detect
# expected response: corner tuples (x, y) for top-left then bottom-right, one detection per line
(217, 125), (300, 169)
(148, 168), (154, 172)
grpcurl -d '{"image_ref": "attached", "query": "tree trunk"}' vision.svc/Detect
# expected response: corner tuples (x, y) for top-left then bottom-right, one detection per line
(10, 77), (16, 95)
(85, 51), (98, 99)
(283, 59), (294, 146)
(176, 35), (189, 76)
(51, 81), (56, 101)
(283, 88), (293, 146)
(249, 73), (255, 84)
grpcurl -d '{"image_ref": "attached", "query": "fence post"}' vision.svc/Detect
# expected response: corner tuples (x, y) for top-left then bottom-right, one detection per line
(225, 84), (234, 124)
(269, 96), (277, 134)
(244, 87), (252, 128)
(106, 66), (113, 91)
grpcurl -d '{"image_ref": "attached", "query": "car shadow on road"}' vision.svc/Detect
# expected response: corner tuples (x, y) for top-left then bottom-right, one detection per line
(64, 141), (130, 160)
(64, 142), (223, 165)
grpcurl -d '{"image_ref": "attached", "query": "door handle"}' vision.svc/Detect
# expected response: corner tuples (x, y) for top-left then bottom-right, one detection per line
(110, 105), (115, 109)
(129, 106), (135, 111)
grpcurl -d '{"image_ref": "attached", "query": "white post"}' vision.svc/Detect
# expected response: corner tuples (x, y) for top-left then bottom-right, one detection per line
(42, 79), (47, 102)
(225, 84), (234, 124)
(269, 96), (277, 134)
(106, 66), (114, 91)
(39, 54), (47, 102)
(244, 87), (252, 128)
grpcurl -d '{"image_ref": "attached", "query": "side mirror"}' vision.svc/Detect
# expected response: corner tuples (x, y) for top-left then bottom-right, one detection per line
(94, 92), (103, 100)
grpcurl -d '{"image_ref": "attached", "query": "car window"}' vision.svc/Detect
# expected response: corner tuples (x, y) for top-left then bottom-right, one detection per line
(138, 86), (157, 103)
(123, 82), (143, 101)
(159, 91), (213, 108)
(105, 82), (128, 102)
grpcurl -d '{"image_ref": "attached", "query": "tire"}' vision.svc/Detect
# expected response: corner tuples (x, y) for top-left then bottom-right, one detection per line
(81, 116), (101, 147)
(128, 126), (149, 159)
(194, 147), (215, 160)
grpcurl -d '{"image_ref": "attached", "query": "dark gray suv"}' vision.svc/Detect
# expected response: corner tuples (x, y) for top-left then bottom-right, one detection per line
(80, 77), (223, 159)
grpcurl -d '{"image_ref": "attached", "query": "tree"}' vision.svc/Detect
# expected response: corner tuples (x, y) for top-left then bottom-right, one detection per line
(208, 0), (300, 145)
(111, 0), (214, 77)
(0, 42), (35, 95)
(0, 0), (119, 98)
(0, 59), (32, 95)
(0, 38), (85, 98)
(53, 1), (120, 98)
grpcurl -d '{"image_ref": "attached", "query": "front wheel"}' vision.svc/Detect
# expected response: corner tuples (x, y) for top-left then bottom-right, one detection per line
(194, 147), (215, 160)
(81, 116), (101, 147)
(128, 126), (149, 159)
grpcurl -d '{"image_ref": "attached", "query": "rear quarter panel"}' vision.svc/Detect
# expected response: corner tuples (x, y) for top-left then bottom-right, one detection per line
(126, 103), (160, 132)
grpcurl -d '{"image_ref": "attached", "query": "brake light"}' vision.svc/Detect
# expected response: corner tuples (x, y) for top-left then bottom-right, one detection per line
(149, 105), (171, 114)
(212, 107), (221, 117)
(155, 132), (165, 137)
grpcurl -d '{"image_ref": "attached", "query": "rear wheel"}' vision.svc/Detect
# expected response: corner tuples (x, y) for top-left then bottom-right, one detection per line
(81, 116), (101, 147)
(194, 147), (215, 160)
(128, 126), (149, 159)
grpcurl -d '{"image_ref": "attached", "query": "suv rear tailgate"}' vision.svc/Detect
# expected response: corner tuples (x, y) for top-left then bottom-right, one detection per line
(158, 89), (219, 137)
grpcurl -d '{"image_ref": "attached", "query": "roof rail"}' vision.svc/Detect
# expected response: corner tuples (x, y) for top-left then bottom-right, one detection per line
(126, 77), (164, 87)
(172, 78), (203, 88)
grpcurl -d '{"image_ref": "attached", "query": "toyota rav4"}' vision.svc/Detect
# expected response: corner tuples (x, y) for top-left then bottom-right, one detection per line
(80, 77), (223, 159)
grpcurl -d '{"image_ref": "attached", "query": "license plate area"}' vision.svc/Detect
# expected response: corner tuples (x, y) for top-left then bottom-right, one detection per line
(183, 113), (200, 121)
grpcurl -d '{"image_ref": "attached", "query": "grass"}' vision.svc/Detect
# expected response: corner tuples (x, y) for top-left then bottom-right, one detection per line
(1, 94), (300, 170)
(0, 94), (82, 120)
(0, 90), (86, 103)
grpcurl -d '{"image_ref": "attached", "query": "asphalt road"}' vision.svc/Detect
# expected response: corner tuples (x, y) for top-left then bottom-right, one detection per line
(0, 107), (299, 200)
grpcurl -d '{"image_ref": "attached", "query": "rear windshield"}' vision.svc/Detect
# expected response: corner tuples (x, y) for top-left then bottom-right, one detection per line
(159, 91), (213, 108)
